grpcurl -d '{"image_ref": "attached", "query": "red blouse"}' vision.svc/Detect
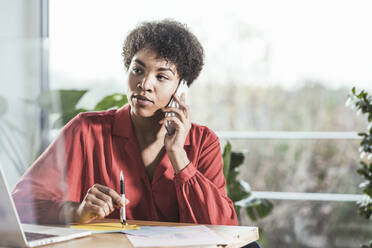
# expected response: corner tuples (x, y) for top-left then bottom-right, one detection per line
(12, 105), (238, 225)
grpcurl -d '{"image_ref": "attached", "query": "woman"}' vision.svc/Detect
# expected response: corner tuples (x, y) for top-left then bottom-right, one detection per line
(12, 20), (238, 226)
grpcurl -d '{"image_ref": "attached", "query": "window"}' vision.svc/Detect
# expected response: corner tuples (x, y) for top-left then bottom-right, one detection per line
(49, 0), (372, 246)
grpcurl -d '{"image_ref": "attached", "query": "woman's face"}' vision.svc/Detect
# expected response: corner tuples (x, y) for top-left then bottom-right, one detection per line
(126, 48), (180, 118)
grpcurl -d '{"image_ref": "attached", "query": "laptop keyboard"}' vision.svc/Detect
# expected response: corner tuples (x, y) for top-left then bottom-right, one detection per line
(24, 232), (58, 241)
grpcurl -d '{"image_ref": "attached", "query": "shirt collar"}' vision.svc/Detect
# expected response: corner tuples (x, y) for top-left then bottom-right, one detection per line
(112, 104), (190, 146)
(112, 104), (133, 139)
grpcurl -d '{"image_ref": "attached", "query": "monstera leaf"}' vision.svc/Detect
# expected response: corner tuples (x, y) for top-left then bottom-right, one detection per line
(37, 89), (88, 114)
(94, 93), (128, 111)
(53, 108), (89, 128)
(37, 90), (128, 128)
(222, 141), (274, 221)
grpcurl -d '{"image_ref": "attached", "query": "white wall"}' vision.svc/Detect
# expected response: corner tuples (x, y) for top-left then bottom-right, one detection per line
(0, 0), (44, 188)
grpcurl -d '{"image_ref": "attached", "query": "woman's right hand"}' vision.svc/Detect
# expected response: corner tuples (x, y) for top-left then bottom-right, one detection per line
(64, 184), (128, 224)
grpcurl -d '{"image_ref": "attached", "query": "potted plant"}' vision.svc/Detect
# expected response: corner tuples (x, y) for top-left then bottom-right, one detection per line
(346, 87), (372, 248)
(222, 141), (274, 222)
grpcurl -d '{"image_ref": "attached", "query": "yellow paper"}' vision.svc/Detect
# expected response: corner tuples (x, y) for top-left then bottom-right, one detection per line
(72, 222), (140, 231)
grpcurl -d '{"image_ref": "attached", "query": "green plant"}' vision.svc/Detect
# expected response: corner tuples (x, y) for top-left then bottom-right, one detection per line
(346, 87), (372, 248)
(37, 89), (128, 127)
(222, 141), (274, 222)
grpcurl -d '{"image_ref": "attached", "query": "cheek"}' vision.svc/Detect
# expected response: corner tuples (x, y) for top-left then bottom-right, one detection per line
(126, 74), (140, 101)
(127, 74), (137, 90)
(156, 86), (176, 106)
(124, 75), (136, 105)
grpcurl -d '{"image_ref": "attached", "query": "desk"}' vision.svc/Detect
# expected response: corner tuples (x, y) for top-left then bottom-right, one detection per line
(46, 219), (258, 248)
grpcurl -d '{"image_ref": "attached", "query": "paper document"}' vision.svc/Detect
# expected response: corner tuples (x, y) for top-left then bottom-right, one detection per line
(126, 225), (227, 247)
(72, 223), (228, 247)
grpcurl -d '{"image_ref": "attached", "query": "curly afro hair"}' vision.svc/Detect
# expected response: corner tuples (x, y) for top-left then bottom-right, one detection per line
(122, 19), (204, 86)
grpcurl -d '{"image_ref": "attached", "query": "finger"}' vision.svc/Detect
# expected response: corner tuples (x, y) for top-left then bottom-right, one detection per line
(172, 94), (188, 111)
(85, 200), (106, 219)
(93, 198), (110, 216)
(87, 195), (111, 216)
(166, 95), (190, 119)
(163, 107), (187, 124)
(163, 116), (184, 132)
(173, 93), (185, 104)
(95, 184), (123, 207)
(89, 186), (114, 212)
(90, 188), (115, 212)
(119, 197), (130, 206)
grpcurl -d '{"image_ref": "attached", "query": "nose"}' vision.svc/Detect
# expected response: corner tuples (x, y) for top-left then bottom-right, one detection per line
(137, 75), (153, 92)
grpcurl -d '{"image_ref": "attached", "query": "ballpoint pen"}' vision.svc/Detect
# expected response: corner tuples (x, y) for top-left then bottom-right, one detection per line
(120, 170), (126, 227)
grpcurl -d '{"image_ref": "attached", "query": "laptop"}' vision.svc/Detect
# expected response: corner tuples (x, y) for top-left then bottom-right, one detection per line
(0, 168), (91, 247)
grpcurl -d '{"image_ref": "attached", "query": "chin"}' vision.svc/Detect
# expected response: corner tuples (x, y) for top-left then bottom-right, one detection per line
(131, 105), (160, 119)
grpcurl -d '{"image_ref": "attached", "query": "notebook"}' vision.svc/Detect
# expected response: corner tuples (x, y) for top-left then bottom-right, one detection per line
(0, 168), (91, 247)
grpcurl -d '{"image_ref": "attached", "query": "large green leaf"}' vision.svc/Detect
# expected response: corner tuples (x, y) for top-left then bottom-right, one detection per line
(245, 198), (274, 221)
(227, 170), (239, 185)
(222, 141), (232, 179)
(230, 151), (245, 170)
(228, 180), (250, 202)
(94, 93), (128, 111)
(222, 141), (232, 195)
(37, 89), (88, 114)
(53, 108), (89, 128)
(234, 205), (241, 219)
(246, 207), (257, 221)
(360, 240), (372, 248)
(222, 141), (274, 222)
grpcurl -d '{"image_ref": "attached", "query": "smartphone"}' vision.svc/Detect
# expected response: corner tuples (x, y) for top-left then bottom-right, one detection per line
(165, 80), (188, 135)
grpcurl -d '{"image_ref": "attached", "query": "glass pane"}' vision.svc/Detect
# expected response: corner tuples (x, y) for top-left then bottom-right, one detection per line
(225, 139), (363, 194)
(189, 84), (368, 132)
(49, 0), (372, 132)
(239, 200), (371, 247)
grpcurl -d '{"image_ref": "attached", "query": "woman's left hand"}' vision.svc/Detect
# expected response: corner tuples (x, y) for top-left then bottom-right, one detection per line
(161, 93), (191, 172)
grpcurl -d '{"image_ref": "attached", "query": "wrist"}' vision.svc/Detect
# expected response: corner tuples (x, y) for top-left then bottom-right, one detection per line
(167, 149), (190, 173)
(59, 201), (80, 224)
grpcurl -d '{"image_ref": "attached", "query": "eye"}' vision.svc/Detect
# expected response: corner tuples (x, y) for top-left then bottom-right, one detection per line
(157, 74), (169, 81)
(131, 66), (142, 75)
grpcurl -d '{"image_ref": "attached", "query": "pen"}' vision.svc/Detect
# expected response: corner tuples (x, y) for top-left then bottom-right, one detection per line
(120, 170), (126, 227)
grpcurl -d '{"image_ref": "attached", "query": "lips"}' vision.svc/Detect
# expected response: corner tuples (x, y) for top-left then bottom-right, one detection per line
(133, 94), (153, 103)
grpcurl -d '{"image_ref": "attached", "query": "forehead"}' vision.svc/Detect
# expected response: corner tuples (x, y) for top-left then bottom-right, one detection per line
(132, 48), (177, 71)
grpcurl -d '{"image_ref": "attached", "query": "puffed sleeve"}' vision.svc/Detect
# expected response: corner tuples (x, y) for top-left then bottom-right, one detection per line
(11, 114), (87, 224)
(173, 130), (238, 225)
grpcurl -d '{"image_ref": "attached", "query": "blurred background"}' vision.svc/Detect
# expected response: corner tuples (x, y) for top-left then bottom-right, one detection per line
(0, 0), (371, 247)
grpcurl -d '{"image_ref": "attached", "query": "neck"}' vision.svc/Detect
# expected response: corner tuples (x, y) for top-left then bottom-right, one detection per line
(130, 110), (166, 147)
